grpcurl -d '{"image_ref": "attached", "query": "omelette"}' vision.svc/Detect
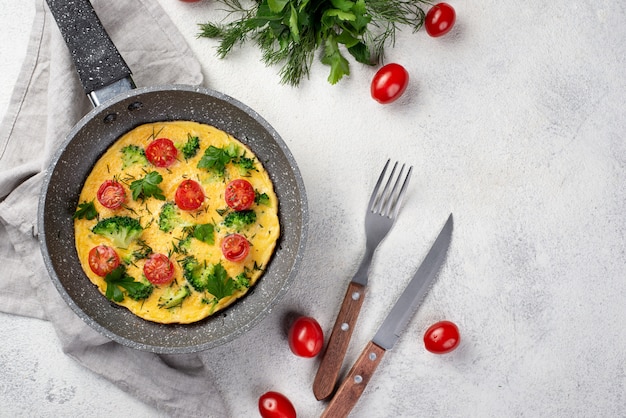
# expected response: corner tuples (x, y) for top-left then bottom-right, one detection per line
(73, 121), (280, 324)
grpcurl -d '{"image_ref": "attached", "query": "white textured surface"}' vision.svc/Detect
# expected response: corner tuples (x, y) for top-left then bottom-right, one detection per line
(2, 1), (626, 417)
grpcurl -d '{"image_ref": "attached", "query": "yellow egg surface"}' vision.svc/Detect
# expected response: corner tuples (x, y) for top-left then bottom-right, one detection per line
(73, 121), (280, 324)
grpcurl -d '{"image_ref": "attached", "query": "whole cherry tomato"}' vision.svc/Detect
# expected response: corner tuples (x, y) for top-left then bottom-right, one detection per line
(88, 245), (120, 276)
(258, 391), (296, 418)
(221, 233), (250, 262)
(370, 63), (409, 104)
(145, 138), (178, 168)
(175, 179), (205, 211)
(143, 253), (175, 285)
(97, 180), (126, 210)
(425, 3), (456, 37)
(423, 320), (460, 354)
(225, 179), (255, 211)
(288, 316), (324, 358)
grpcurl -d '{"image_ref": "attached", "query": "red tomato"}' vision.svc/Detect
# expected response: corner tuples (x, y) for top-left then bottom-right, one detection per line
(221, 233), (250, 262)
(425, 3), (456, 37)
(423, 320), (460, 354)
(97, 180), (126, 210)
(224, 179), (255, 211)
(88, 245), (120, 277)
(145, 138), (178, 168)
(143, 253), (175, 285)
(258, 391), (296, 418)
(370, 63), (409, 104)
(288, 316), (324, 358)
(175, 179), (205, 211)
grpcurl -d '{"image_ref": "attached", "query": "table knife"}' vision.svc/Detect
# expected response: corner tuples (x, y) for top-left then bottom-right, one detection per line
(320, 214), (453, 418)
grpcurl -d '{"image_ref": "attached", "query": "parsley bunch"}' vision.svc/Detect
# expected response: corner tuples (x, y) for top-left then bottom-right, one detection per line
(199, 0), (427, 85)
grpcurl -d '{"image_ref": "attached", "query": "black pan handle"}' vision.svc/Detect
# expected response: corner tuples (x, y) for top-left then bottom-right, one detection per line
(46, 0), (133, 98)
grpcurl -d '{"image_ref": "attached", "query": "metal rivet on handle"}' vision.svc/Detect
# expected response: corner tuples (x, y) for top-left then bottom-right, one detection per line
(351, 291), (361, 301)
(369, 352), (377, 361)
(341, 323), (349, 331)
(354, 375), (363, 384)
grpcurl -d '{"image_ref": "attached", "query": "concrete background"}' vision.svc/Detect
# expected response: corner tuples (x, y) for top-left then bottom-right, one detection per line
(1, 0), (625, 417)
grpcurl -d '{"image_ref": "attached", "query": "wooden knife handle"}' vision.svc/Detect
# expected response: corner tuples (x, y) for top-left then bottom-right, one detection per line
(313, 282), (366, 400)
(320, 341), (386, 418)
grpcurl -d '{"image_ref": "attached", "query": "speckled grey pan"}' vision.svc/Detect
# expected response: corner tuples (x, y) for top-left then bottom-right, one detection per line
(38, 1), (308, 353)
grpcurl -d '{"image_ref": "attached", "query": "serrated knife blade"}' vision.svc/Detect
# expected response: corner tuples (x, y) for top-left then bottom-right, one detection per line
(320, 213), (453, 418)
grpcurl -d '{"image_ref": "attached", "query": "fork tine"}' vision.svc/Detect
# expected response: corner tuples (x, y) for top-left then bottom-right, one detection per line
(387, 165), (412, 219)
(368, 160), (413, 218)
(367, 159), (391, 211)
(380, 163), (406, 216)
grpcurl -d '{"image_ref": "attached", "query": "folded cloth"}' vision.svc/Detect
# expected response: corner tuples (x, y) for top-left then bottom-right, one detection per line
(0, 1), (227, 416)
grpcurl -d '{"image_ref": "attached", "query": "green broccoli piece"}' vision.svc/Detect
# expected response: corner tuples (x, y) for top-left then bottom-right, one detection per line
(180, 256), (209, 292)
(234, 155), (256, 175)
(158, 285), (191, 309)
(158, 202), (194, 232)
(223, 210), (256, 231)
(121, 144), (148, 168)
(255, 191), (270, 206)
(234, 273), (250, 290)
(125, 276), (154, 301)
(92, 216), (143, 248)
(180, 134), (200, 160)
(172, 233), (193, 255)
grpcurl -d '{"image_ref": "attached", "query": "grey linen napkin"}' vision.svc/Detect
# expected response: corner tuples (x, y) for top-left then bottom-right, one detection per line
(0, 1), (227, 416)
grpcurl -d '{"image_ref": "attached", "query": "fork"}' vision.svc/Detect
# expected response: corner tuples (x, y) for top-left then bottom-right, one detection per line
(313, 159), (412, 401)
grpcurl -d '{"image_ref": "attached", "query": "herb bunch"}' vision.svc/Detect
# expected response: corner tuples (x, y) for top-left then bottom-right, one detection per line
(198, 0), (427, 86)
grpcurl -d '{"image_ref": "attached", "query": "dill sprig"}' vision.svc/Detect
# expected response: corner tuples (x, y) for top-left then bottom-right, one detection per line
(198, 0), (428, 86)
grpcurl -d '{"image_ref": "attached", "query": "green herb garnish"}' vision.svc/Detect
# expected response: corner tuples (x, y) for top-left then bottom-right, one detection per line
(104, 265), (154, 302)
(73, 200), (98, 220)
(130, 171), (165, 201)
(199, 0), (428, 85)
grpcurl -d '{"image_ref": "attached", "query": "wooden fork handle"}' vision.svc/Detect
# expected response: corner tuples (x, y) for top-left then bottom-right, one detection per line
(320, 341), (386, 418)
(313, 282), (366, 400)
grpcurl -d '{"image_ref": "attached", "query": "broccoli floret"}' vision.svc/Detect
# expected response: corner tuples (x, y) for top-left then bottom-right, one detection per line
(125, 276), (154, 301)
(180, 256), (210, 292)
(92, 216), (143, 248)
(255, 191), (270, 206)
(158, 202), (194, 232)
(223, 210), (256, 231)
(180, 134), (200, 160)
(158, 285), (191, 309)
(234, 273), (250, 290)
(121, 144), (148, 168)
(171, 233), (193, 255)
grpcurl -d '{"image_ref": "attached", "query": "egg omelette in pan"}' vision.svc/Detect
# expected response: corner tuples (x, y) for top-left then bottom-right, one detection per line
(73, 121), (280, 324)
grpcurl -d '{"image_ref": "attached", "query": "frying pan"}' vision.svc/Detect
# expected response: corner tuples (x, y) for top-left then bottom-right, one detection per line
(38, 0), (308, 354)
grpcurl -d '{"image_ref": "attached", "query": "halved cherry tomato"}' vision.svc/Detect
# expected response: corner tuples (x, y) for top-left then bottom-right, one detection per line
(143, 253), (175, 285)
(425, 3), (456, 37)
(225, 179), (255, 211)
(97, 180), (126, 210)
(88, 245), (120, 277)
(258, 391), (296, 418)
(175, 179), (205, 211)
(145, 138), (178, 168)
(371, 63), (409, 104)
(288, 316), (324, 358)
(221, 233), (250, 262)
(423, 320), (460, 354)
